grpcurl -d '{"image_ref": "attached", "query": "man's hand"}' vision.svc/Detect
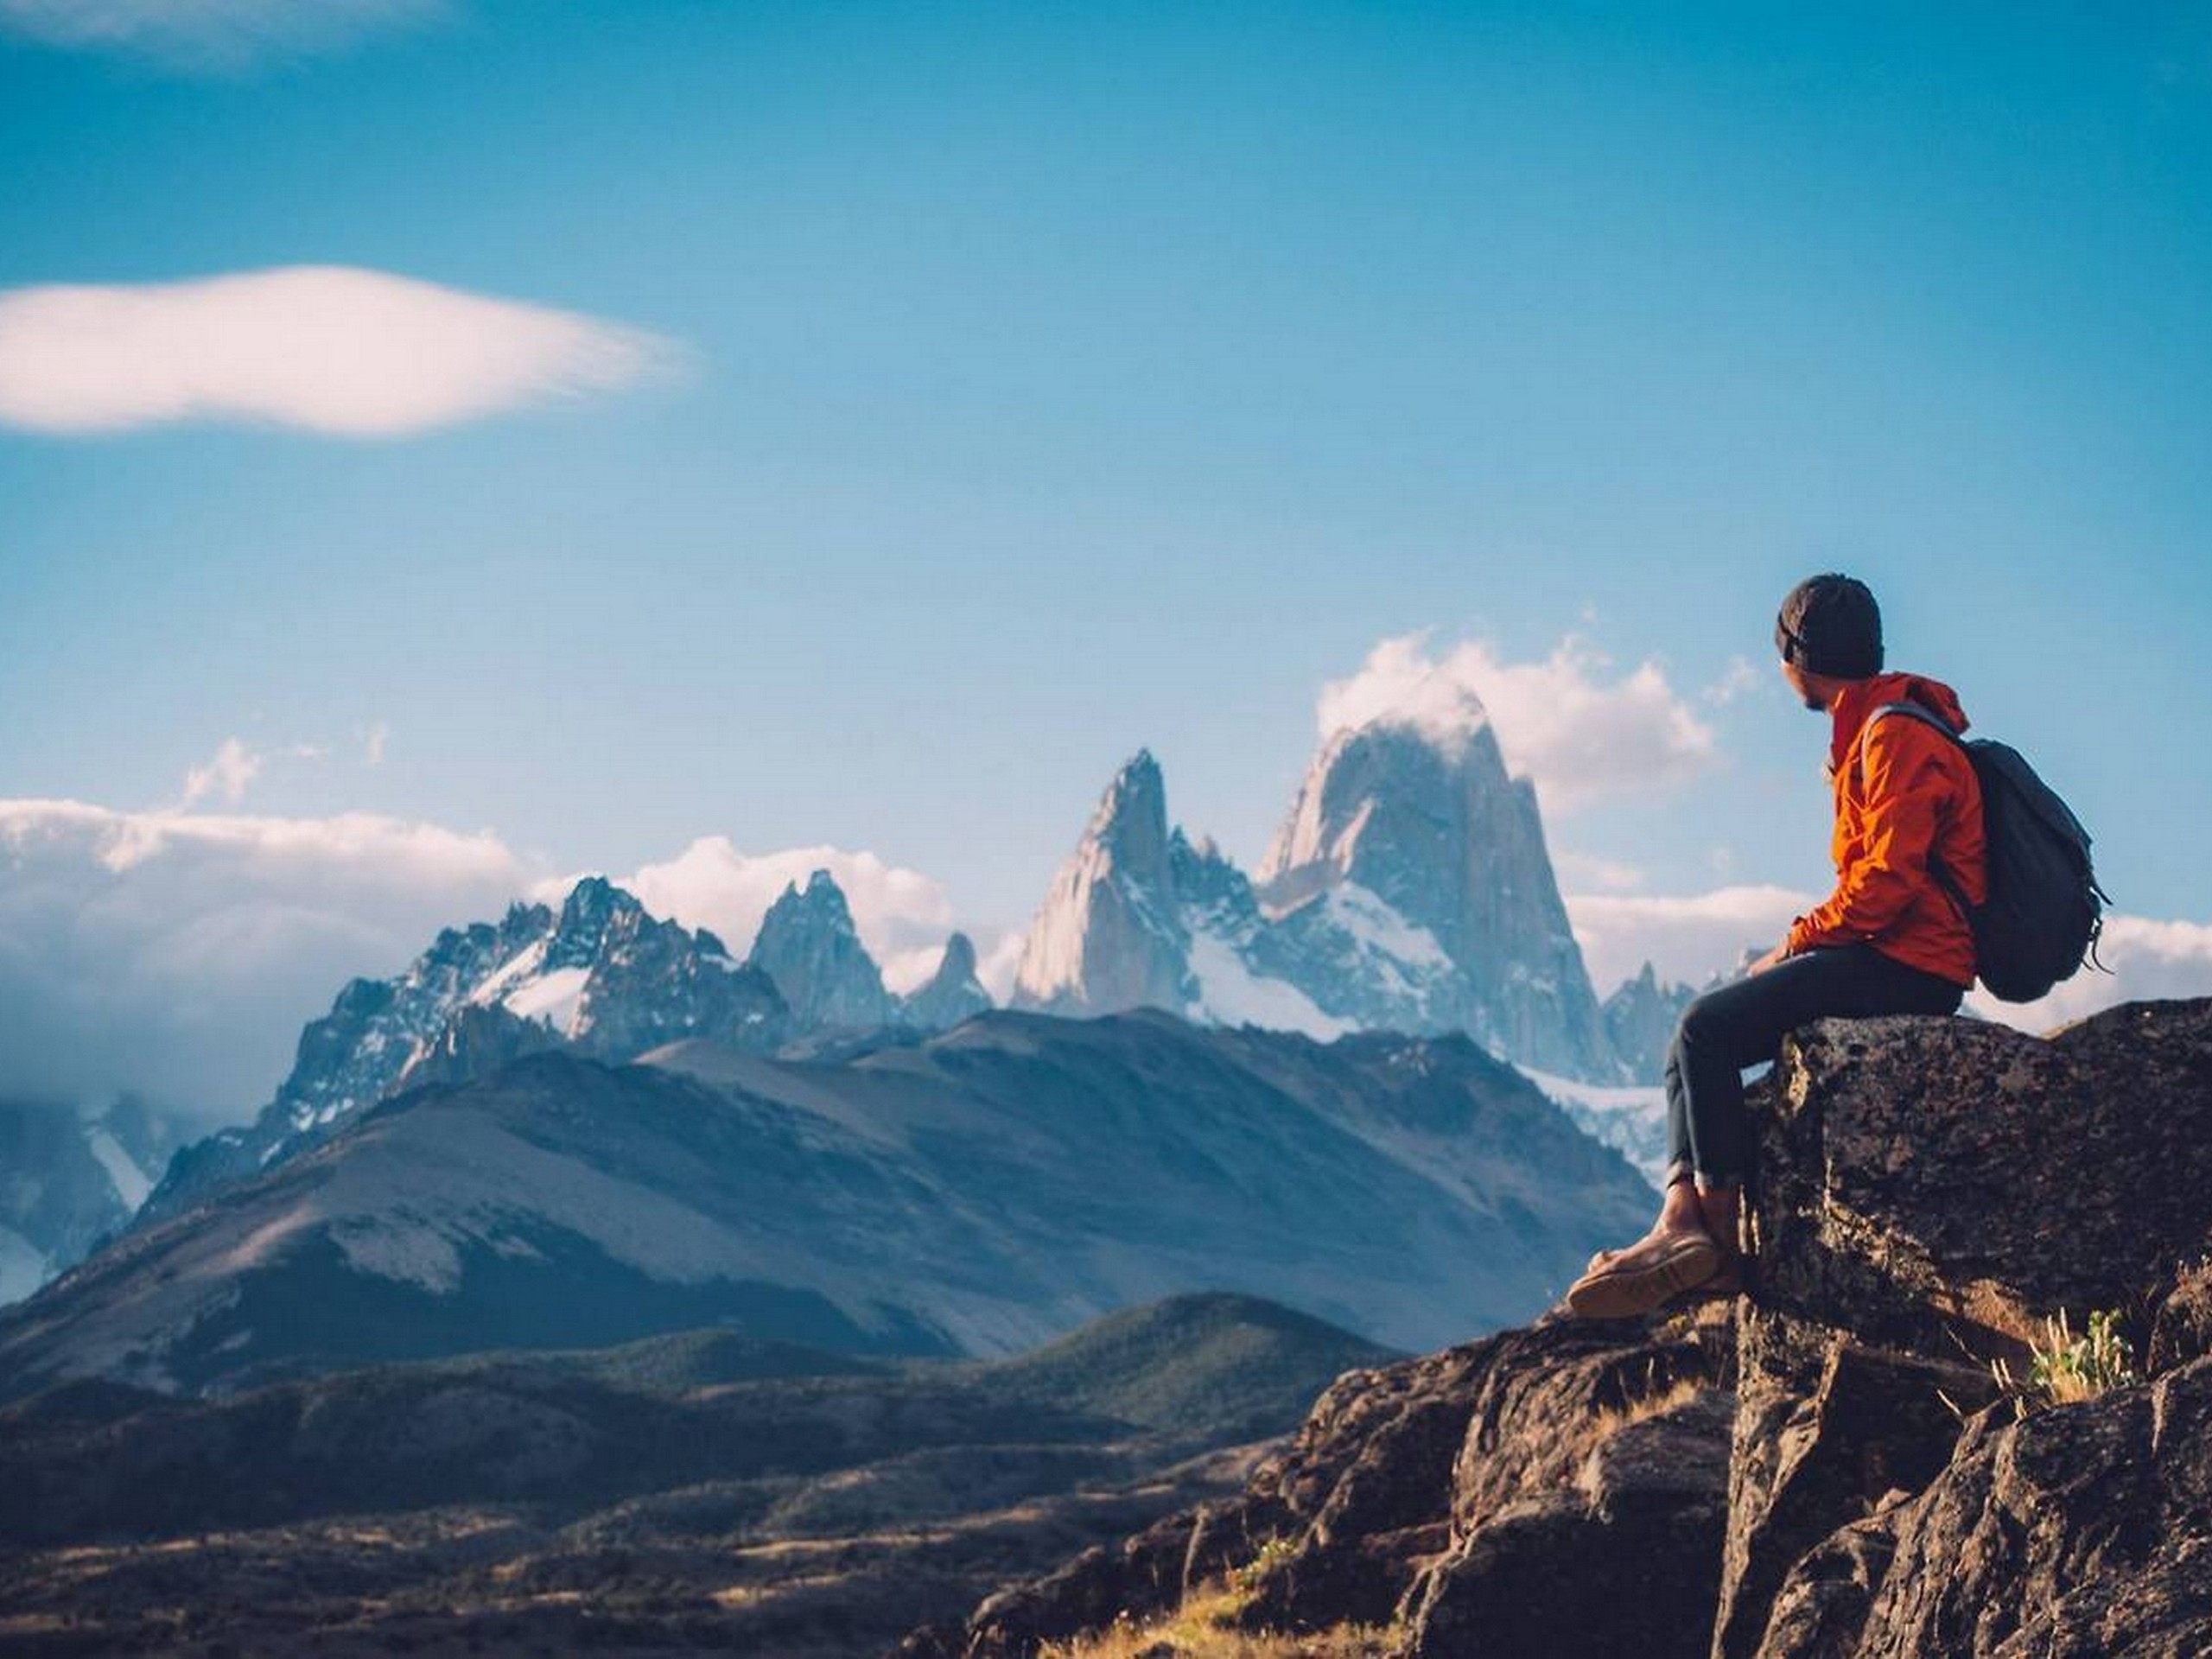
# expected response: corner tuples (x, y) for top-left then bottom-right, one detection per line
(1747, 943), (1792, 977)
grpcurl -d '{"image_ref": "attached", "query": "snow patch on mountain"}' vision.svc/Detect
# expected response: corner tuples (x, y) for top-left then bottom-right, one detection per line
(1187, 930), (1348, 1039)
(1318, 882), (1452, 972)
(84, 1126), (152, 1211)
(0, 1228), (47, 1306)
(500, 964), (590, 1033)
(467, 936), (548, 1010)
(1516, 1065), (1667, 1189)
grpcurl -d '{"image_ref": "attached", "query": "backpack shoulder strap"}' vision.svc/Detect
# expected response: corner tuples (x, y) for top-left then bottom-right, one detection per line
(1856, 701), (1974, 918)
(1859, 700), (1961, 760)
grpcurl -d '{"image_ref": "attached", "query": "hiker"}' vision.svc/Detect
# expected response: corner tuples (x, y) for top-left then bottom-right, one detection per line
(1567, 573), (1987, 1319)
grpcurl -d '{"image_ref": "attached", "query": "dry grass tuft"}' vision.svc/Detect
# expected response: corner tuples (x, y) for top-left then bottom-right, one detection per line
(1588, 1374), (1708, 1439)
(1039, 1577), (1404, 1657)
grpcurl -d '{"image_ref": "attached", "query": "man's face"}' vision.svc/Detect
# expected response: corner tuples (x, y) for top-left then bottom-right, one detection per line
(1780, 658), (1825, 712)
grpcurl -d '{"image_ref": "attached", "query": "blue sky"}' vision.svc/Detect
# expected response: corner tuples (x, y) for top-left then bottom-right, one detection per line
(3, 1), (2209, 1061)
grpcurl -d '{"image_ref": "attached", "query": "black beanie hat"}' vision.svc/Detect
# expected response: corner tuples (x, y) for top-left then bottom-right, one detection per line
(1776, 574), (1883, 678)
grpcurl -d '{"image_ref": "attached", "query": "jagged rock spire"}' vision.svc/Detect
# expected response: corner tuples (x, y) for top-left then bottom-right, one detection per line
(745, 868), (897, 1032)
(904, 931), (993, 1031)
(1009, 749), (1194, 1015)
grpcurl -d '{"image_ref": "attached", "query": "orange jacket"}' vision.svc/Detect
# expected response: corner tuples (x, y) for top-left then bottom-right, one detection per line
(1783, 671), (1987, 987)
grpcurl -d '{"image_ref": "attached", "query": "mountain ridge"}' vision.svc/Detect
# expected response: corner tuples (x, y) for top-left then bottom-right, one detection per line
(0, 1007), (1655, 1402)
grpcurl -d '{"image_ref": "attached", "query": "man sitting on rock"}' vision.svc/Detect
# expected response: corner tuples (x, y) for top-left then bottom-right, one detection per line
(1567, 572), (1987, 1319)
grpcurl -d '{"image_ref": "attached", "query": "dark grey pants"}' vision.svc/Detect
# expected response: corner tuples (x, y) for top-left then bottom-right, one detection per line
(1662, 943), (1966, 1188)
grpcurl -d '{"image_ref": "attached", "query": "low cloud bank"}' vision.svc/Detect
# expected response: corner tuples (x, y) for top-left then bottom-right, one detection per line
(0, 801), (542, 1120)
(0, 803), (981, 1123)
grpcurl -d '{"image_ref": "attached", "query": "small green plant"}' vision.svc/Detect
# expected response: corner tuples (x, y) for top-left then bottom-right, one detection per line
(1991, 1307), (2139, 1418)
(1227, 1534), (1300, 1594)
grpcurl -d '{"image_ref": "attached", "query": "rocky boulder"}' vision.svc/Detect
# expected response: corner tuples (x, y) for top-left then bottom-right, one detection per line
(1744, 1001), (2212, 1359)
(1719, 999), (2212, 1659)
(930, 1309), (1737, 1658)
(1822, 1350), (2212, 1656)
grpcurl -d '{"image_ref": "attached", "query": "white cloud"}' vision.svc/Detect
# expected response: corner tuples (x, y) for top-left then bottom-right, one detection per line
(1318, 630), (1719, 814)
(0, 266), (678, 437)
(1702, 656), (1764, 705)
(974, 926), (1029, 1004)
(1315, 633), (1494, 760)
(1971, 915), (2212, 1035)
(363, 721), (391, 766)
(1564, 884), (1815, 995)
(1554, 850), (1645, 893)
(603, 836), (963, 995)
(0, 0), (444, 69)
(180, 736), (262, 807)
(0, 800), (544, 1120)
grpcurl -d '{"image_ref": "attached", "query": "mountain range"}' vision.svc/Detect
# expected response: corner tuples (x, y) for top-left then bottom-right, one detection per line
(10, 696), (1701, 1308)
(137, 871), (990, 1228)
(0, 1007), (1654, 1402)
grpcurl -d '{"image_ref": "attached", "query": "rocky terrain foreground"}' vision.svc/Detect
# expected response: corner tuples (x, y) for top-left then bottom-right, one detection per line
(902, 996), (2212, 1658)
(0, 1295), (1392, 1657)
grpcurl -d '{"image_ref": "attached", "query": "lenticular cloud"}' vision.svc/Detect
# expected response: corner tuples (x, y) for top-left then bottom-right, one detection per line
(0, 265), (678, 437)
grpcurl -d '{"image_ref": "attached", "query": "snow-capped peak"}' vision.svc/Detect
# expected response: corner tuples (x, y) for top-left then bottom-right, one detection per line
(1249, 714), (1620, 1079)
(1009, 728), (1625, 1082)
(137, 877), (793, 1227)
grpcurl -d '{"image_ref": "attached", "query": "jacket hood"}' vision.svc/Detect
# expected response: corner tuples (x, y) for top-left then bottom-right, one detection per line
(1827, 671), (1970, 772)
